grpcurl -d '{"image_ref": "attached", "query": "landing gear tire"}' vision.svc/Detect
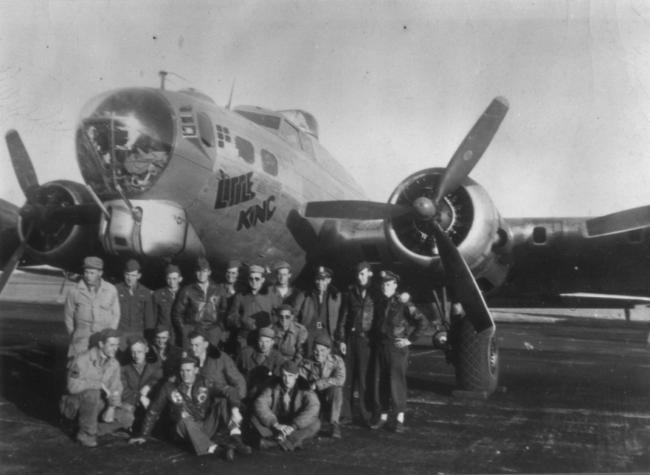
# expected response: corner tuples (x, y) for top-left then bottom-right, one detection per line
(453, 317), (499, 395)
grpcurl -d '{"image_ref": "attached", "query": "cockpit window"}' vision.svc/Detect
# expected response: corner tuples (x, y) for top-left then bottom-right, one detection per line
(235, 110), (281, 130)
(76, 89), (174, 196)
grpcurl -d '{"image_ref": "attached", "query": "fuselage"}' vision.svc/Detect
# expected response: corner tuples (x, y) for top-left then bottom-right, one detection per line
(75, 87), (366, 276)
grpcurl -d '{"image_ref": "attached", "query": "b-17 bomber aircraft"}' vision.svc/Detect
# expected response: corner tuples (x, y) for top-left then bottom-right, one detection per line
(1, 72), (649, 395)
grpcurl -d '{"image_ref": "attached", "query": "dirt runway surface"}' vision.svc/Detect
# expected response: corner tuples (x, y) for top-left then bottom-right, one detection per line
(0, 301), (648, 474)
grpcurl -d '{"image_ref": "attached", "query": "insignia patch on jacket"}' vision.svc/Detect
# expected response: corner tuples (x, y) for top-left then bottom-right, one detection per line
(170, 390), (183, 404)
(197, 387), (208, 403)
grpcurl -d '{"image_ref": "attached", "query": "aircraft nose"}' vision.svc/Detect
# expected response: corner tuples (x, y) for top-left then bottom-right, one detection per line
(75, 88), (175, 195)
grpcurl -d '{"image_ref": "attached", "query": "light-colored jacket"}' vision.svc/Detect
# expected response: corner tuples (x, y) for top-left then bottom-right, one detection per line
(299, 354), (346, 391)
(64, 279), (120, 357)
(67, 346), (122, 402)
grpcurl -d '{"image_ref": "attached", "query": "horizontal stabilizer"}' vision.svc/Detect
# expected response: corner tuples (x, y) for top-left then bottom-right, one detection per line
(585, 205), (650, 237)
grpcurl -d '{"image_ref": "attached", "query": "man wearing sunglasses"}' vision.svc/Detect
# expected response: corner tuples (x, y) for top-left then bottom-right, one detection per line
(227, 264), (275, 357)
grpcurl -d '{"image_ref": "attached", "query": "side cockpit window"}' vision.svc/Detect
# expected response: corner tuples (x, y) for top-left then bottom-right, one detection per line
(197, 112), (214, 147)
(235, 136), (255, 163)
(261, 149), (278, 176)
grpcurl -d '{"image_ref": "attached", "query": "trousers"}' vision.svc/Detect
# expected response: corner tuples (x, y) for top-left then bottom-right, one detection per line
(373, 340), (409, 414)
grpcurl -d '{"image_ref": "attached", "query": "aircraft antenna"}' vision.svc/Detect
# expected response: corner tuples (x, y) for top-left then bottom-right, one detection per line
(226, 79), (236, 110)
(159, 70), (168, 90)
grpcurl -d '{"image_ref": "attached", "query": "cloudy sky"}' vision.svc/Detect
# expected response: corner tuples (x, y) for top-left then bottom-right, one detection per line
(1, 0), (649, 217)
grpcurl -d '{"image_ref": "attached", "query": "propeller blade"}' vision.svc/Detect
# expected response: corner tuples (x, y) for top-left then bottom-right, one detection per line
(430, 222), (494, 333)
(0, 241), (25, 295)
(435, 97), (509, 203)
(585, 205), (650, 237)
(6, 130), (39, 200)
(305, 201), (412, 220)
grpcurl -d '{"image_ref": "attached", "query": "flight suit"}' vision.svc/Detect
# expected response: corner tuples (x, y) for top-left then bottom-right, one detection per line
(64, 279), (120, 358)
(300, 354), (346, 426)
(371, 295), (426, 415)
(66, 346), (131, 443)
(116, 282), (154, 352)
(337, 284), (376, 422)
(173, 281), (224, 349)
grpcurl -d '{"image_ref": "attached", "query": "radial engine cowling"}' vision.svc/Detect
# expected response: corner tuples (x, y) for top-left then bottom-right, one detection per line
(385, 168), (512, 293)
(19, 180), (99, 268)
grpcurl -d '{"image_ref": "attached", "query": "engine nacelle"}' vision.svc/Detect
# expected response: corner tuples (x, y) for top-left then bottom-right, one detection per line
(19, 180), (99, 269)
(385, 168), (512, 292)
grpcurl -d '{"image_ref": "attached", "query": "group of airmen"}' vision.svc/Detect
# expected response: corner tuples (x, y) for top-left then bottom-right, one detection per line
(61, 254), (428, 460)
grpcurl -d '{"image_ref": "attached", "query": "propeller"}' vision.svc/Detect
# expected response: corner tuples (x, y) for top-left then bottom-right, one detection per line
(433, 97), (509, 204)
(585, 205), (650, 237)
(0, 131), (100, 294)
(304, 97), (510, 333)
(6, 130), (39, 199)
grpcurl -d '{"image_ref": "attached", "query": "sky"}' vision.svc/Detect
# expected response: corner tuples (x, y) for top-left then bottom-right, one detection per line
(1, 0), (649, 218)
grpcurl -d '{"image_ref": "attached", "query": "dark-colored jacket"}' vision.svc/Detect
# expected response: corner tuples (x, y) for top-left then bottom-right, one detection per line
(152, 287), (179, 330)
(121, 362), (163, 406)
(227, 290), (275, 331)
(237, 347), (286, 398)
(198, 353), (247, 402)
(371, 294), (427, 342)
(337, 284), (376, 341)
(296, 288), (341, 341)
(253, 381), (320, 429)
(116, 282), (155, 333)
(173, 281), (223, 329)
(148, 343), (183, 379)
(140, 375), (216, 436)
(269, 286), (303, 310)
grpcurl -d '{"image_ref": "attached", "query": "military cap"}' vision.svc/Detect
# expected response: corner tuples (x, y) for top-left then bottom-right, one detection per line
(98, 328), (120, 343)
(164, 264), (181, 275)
(313, 333), (332, 349)
(355, 261), (372, 274)
(180, 355), (199, 367)
(83, 256), (104, 270)
(315, 266), (333, 278)
(195, 257), (211, 271)
(258, 327), (276, 339)
(154, 324), (171, 335)
(380, 270), (400, 283)
(273, 260), (291, 271)
(276, 304), (295, 315)
(124, 259), (141, 272)
(226, 259), (241, 270)
(248, 264), (266, 274)
(281, 360), (300, 375)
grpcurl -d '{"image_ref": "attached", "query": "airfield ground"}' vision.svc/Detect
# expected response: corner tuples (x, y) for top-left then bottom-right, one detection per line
(0, 276), (649, 474)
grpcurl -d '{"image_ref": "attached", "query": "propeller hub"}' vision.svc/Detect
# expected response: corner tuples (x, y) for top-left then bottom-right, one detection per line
(412, 196), (437, 219)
